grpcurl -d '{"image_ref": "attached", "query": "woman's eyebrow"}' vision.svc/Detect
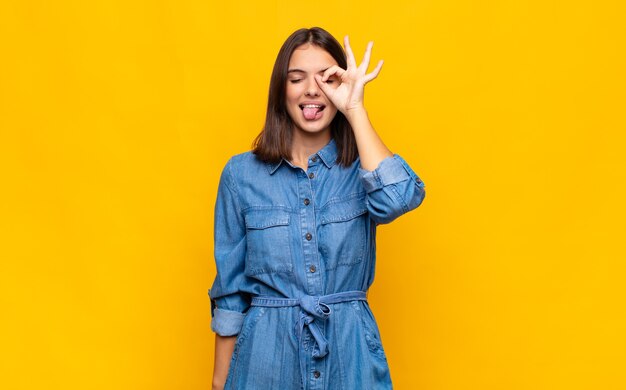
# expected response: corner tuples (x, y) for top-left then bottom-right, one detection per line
(287, 67), (331, 74)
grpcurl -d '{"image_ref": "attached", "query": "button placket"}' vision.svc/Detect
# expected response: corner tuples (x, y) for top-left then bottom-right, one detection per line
(296, 167), (322, 297)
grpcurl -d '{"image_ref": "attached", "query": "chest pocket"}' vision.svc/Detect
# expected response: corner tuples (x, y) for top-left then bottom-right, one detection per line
(318, 194), (369, 270)
(244, 208), (293, 275)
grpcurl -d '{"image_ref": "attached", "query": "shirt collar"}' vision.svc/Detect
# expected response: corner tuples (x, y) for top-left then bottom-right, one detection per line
(267, 138), (338, 175)
(316, 138), (338, 169)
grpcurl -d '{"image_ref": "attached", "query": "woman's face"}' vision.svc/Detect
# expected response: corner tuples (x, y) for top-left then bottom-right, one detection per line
(285, 44), (340, 136)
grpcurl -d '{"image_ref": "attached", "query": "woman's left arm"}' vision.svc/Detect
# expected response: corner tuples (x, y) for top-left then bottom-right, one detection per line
(315, 36), (391, 170)
(316, 36), (426, 223)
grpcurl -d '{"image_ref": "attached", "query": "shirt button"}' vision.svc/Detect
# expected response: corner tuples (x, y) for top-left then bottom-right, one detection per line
(313, 370), (321, 378)
(309, 265), (316, 273)
(305, 232), (312, 241)
(303, 198), (310, 206)
(311, 156), (318, 162)
(308, 172), (315, 179)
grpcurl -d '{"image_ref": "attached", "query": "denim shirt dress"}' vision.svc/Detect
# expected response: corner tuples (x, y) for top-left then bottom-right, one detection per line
(208, 138), (425, 390)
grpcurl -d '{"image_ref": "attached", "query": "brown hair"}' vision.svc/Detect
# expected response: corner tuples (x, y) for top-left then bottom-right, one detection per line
(252, 27), (358, 167)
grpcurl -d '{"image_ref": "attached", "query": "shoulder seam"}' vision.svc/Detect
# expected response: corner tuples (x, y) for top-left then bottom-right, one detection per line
(223, 157), (244, 214)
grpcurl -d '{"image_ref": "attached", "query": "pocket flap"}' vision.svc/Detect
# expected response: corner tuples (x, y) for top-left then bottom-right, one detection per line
(245, 209), (290, 229)
(320, 196), (368, 224)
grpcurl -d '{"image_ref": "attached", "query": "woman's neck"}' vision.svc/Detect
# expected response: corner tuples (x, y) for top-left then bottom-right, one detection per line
(290, 128), (332, 170)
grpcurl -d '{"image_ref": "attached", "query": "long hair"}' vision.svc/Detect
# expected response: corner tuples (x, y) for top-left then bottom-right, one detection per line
(252, 27), (358, 167)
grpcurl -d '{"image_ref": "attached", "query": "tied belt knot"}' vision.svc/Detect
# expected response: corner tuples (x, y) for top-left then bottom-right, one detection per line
(251, 290), (367, 385)
(296, 294), (332, 358)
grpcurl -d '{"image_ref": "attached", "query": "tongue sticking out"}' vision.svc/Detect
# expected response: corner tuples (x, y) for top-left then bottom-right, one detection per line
(303, 107), (321, 120)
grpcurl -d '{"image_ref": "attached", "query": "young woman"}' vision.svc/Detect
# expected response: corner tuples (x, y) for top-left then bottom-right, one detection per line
(209, 27), (426, 390)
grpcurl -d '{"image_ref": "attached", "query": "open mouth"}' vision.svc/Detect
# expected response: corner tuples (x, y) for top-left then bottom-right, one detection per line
(299, 104), (326, 120)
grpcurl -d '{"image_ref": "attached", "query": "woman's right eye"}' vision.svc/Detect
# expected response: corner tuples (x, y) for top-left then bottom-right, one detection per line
(289, 79), (302, 83)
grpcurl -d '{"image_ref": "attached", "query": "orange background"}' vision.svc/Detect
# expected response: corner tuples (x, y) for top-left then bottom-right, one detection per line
(1, 1), (625, 389)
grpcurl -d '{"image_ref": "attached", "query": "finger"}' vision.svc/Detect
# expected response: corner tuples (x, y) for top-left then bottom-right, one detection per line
(359, 41), (374, 72)
(363, 59), (384, 83)
(314, 74), (335, 97)
(344, 35), (357, 69)
(321, 65), (346, 82)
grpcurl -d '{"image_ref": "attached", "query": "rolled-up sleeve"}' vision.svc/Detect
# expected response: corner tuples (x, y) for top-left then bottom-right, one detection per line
(208, 158), (250, 336)
(359, 154), (426, 224)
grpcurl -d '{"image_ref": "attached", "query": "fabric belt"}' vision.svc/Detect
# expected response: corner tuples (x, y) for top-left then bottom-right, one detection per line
(251, 290), (367, 387)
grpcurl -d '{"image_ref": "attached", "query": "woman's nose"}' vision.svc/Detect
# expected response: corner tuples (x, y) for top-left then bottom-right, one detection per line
(304, 78), (320, 97)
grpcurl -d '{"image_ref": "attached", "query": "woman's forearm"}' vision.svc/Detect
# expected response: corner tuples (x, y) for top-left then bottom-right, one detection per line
(212, 334), (237, 390)
(344, 107), (393, 171)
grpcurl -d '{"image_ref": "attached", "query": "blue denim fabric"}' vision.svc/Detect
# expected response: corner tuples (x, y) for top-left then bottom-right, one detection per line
(208, 138), (425, 389)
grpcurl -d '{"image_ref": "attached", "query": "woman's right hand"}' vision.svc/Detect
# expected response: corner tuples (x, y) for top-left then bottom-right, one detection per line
(212, 334), (237, 389)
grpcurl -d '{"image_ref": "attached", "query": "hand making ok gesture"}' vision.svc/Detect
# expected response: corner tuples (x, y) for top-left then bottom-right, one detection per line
(314, 35), (384, 116)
